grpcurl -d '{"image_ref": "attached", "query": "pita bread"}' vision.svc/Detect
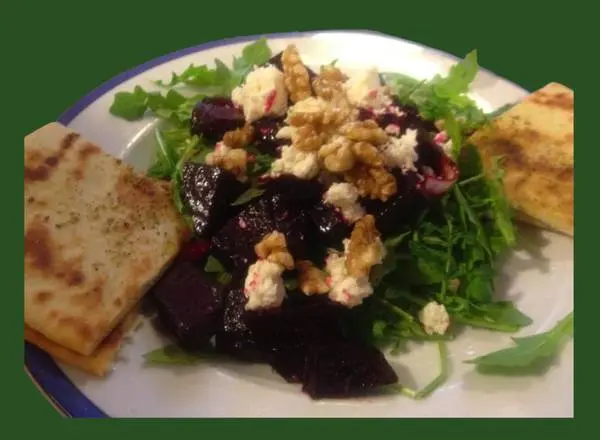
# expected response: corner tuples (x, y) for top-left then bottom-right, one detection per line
(468, 82), (574, 237)
(25, 122), (190, 356)
(25, 308), (140, 377)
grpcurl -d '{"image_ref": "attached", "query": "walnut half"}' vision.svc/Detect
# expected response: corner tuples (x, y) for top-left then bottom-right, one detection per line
(296, 260), (330, 295)
(345, 215), (386, 278)
(222, 124), (255, 149)
(255, 231), (295, 270)
(281, 44), (312, 103)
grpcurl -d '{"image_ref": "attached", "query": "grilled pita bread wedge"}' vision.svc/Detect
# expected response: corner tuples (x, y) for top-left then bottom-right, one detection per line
(25, 122), (190, 356)
(468, 82), (574, 237)
(25, 307), (140, 377)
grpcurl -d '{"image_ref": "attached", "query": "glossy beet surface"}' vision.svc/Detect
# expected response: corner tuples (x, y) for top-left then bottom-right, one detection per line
(309, 202), (352, 251)
(214, 283), (265, 362)
(251, 116), (287, 155)
(150, 260), (223, 350)
(301, 338), (398, 399)
(190, 97), (245, 142)
(211, 185), (320, 270)
(181, 163), (248, 237)
(211, 198), (276, 270)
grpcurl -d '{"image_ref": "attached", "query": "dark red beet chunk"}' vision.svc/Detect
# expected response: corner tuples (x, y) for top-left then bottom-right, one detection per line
(309, 202), (352, 251)
(214, 283), (265, 362)
(245, 297), (345, 383)
(251, 116), (287, 156)
(211, 198), (276, 270)
(150, 260), (223, 351)
(301, 339), (398, 399)
(190, 97), (245, 142)
(362, 170), (429, 236)
(182, 163), (248, 237)
(270, 194), (317, 261)
(263, 176), (324, 206)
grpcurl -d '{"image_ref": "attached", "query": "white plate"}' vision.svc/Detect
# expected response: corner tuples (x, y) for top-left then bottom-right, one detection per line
(25, 30), (574, 418)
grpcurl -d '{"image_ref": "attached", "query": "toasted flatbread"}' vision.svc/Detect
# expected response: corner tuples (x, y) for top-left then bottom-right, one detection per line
(25, 122), (190, 356)
(25, 308), (140, 377)
(468, 82), (574, 236)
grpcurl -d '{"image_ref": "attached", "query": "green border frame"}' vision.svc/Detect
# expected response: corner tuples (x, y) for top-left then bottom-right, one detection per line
(9, 0), (586, 431)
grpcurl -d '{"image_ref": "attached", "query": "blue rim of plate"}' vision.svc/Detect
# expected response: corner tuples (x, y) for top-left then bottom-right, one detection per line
(24, 29), (528, 419)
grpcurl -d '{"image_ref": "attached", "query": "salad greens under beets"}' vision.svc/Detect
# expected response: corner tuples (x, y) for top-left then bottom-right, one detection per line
(109, 39), (572, 400)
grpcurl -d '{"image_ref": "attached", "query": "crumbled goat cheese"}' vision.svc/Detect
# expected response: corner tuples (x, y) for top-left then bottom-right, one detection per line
(419, 301), (450, 335)
(323, 182), (365, 223)
(433, 130), (454, 157)
(325, 249), (374, 308)
(270, 145), (320, 180)
(344, 67), (391, 110)
(380, 128), (419, 172)
(244, 260), (286, 311)
(231, 65), (288, 123)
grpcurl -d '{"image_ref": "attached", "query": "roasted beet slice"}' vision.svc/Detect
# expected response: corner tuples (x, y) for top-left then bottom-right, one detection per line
(150, 260), (223, 350)
(263, 176), (324, 206)
(309, 202), (352, 251)
(362, 170), (428, 236)
(301, 339), (398, 399)
(190, 97), (245, 142)
(251, 116), (287, 156)
(270, 194), (317, 260)
(211, 198), (276, 270)
(214, 284), (265, 362)
(245, 297), (345, 383)
(181, 163), (248, 237)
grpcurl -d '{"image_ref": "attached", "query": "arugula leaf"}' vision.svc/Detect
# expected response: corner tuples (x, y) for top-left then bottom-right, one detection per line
(204, 255), (232, 285)
(204, 255), (226, 273)
(451, 301), (532, 333)
(143, 344), (204, 365)
(231, 187), (265, 206)
(388, 51), (487, 132)
(465, 312), (573, 368)
(109, 86), (150, 120)
(241, 38), (271, 66)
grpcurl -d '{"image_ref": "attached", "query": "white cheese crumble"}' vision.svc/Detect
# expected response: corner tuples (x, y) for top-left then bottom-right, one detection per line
(323, 183), (365, 223)
(244, 260), (286, 311)
(344, 67), (391, 110)
(380, 128), (419, 172)
(231, 65), (288, 123)
(270, 145), (320, 180)
(434, 131), (454, 157)
(324, 249), (374, 308)
(419, 301), (450, 335)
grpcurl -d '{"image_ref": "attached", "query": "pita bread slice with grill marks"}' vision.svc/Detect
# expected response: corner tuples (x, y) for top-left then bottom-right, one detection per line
(468, 82), (574, 237)
(25, 307), (140, 377)
(24, 122), (190, 356)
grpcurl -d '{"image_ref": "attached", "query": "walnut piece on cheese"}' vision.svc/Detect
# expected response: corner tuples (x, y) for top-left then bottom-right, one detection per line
(254, 231), (294, 270)
(281, 44), (312, 103)
(345, 214), (386, 278)
(205, 143), (248, 181)
(343, 163), (397, 202)
(312, 65), (348, 101)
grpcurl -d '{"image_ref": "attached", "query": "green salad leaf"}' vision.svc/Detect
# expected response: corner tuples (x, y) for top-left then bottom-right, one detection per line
(465, 312), (573, 369)
(231, 187), (266, 206)
(204, 255), (232, 285)
(384, 50), (487, 133)
(143, 344), (204, 365)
